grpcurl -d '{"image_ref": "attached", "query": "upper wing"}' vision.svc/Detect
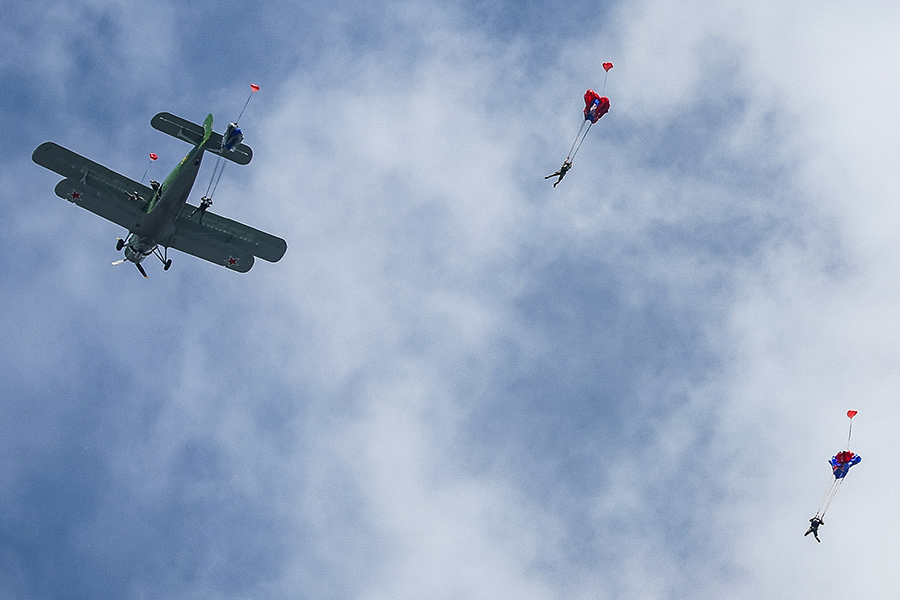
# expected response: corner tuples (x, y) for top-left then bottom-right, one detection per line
(151, 112), (253, 165)
(164, 204), (287, 272)
(33, 142), (151, 230)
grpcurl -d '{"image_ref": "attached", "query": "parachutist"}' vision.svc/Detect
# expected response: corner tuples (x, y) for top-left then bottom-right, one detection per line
(150, 179), (162, 197)
(804, 517), (824, 542)
(545, 159), (573, 188)
(191, 196), (213, 224)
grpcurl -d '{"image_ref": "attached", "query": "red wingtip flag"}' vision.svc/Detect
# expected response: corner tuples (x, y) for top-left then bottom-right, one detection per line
(250, 84), (260, 92)
(602, 62), (614, 72)
(847, 410), (858, 419)
(149, 153), (158, 161)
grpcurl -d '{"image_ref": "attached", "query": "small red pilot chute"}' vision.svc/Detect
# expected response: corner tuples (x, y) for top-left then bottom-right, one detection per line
(846, 409), (857, 447)
(141, 152), (159, 183)
(601, 62), (614, 93)
(237, 83), (260, 123)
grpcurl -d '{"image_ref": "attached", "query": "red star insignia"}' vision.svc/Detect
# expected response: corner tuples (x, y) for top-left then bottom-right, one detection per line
(69, 190), (81, 201)
(226, 257), (239, 267)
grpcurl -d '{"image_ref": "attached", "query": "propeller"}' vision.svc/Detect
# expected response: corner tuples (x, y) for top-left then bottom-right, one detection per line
(112, 258), (147, 278)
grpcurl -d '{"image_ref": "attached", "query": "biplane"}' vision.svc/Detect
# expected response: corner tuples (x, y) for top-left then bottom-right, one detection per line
(32, 112), (287, 277)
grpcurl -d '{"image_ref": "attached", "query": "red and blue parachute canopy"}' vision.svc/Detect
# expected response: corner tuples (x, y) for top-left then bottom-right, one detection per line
(829, 450), (861, 479)
(583, 89), (610, 123)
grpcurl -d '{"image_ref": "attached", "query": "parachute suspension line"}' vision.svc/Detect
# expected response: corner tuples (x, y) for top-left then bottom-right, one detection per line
(814, 478), (841, 519)
(567, 120), (588, 162)
(205, 155), (226, 198)
(570, 121), (595, 162)
(205, 156), (221, 196)
(819, 478), (845, 519)
(236, 94), (253, 124)
(209, 159), (227, 199)
(847, 418), (853, 451)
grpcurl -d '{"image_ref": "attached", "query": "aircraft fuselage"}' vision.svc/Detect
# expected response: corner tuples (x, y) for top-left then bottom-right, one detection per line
(123, 138), (206, 264)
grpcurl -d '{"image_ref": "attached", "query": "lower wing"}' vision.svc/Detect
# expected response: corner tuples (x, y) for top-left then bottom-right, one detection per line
(165, 204), (287, 272)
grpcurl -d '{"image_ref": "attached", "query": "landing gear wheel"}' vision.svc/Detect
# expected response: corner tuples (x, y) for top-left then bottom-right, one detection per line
(116, 238), (125, 251)
(164, 259), (172, 271)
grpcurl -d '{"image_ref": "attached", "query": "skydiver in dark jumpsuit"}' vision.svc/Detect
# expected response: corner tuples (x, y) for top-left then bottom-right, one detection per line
(804, 516), (823, 542)
(191, 196), (213, 224)
(545, 159), (572, 188)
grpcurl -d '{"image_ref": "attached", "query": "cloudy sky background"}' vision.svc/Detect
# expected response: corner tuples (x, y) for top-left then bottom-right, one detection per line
(2, 0), (899, 597)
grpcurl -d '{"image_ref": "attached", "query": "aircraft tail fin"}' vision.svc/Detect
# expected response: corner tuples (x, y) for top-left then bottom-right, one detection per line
(150, 112), (253, 165)
(202, 114), (213, 147)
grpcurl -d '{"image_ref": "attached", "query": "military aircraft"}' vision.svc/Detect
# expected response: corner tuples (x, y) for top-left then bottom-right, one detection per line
(32, 112), (287, 277)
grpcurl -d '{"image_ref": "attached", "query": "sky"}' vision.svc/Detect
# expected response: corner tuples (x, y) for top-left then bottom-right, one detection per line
(3, 0), (900, 598)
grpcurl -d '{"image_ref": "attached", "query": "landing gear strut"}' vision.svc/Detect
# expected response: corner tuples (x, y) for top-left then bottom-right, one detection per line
(153, 246), (172, 272)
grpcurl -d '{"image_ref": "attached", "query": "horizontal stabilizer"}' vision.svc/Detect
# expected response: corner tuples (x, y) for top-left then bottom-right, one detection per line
(151, 112), (253, 165)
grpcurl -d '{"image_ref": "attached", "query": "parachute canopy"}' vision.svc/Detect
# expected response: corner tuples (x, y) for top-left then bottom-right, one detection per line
(149, 153), (158, 161)
(847, 410), (858, 419)
(250, 83), (260, 92)
(222, 122), (244, 151)
(603, 62), (614, 72)
(583, 89), (610, 123)
(829, 450), (861, 479)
